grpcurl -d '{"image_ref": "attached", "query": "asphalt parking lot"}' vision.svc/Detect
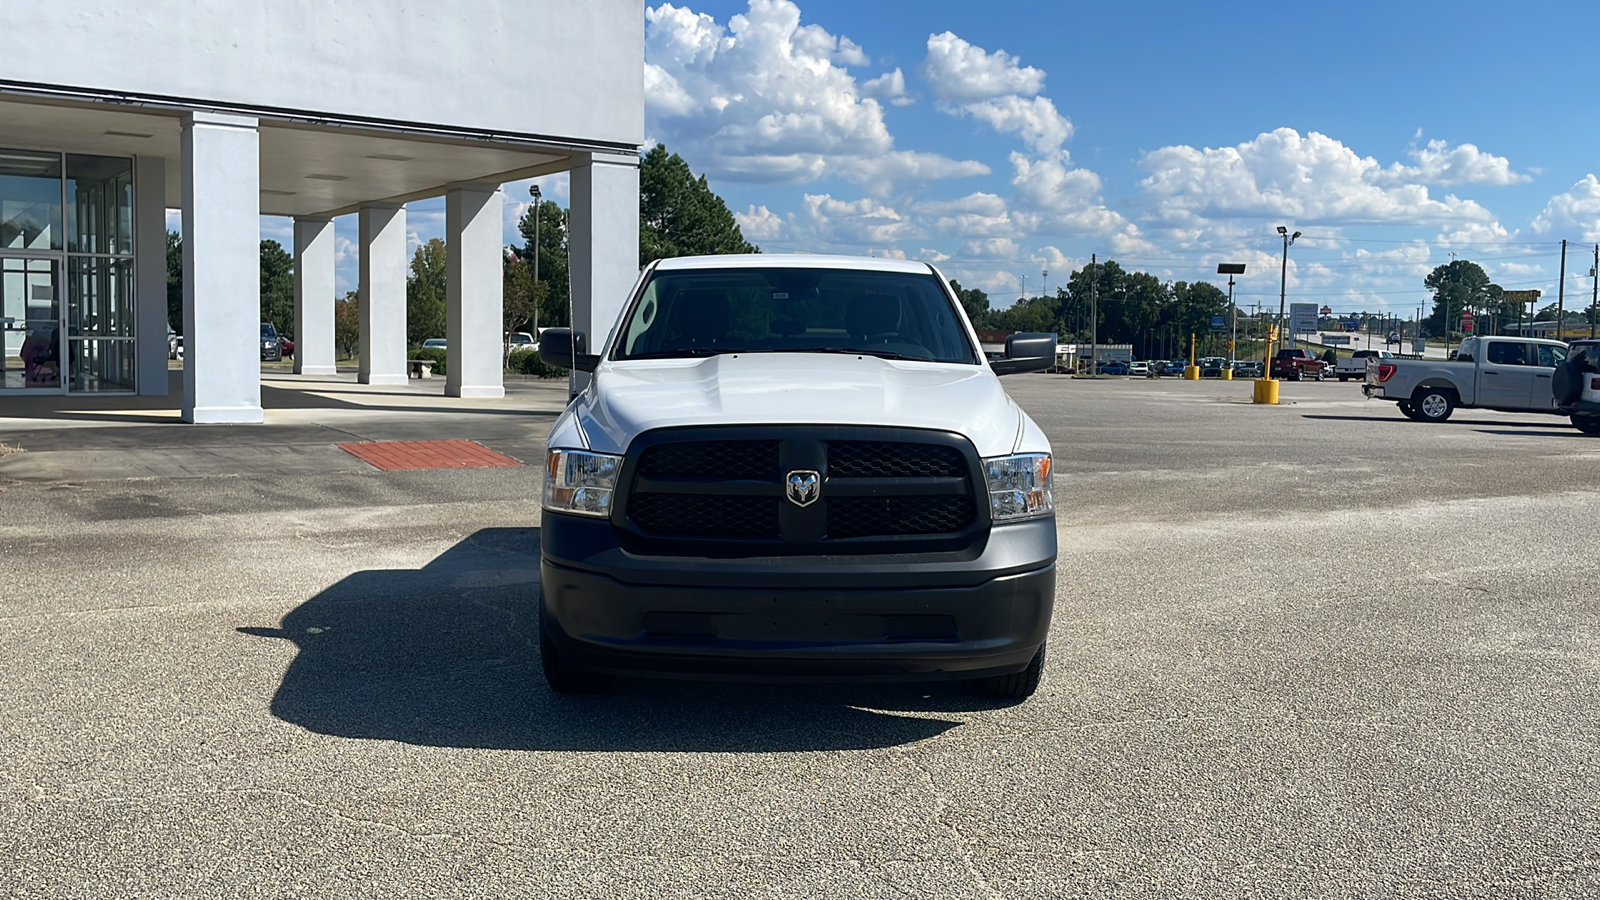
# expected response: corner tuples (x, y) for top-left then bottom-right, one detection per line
(4, 375), (1600, 898)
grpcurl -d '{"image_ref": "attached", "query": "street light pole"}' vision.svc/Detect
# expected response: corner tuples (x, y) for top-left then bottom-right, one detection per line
(1218, 262), (1246, 378)
(1089, 254), (1099, 373)
(530, 184), (542, 339)
(1276, 226), (1299, 371)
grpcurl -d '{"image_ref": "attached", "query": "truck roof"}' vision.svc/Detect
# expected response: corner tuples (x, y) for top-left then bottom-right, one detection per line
(652, 253), (936, 275)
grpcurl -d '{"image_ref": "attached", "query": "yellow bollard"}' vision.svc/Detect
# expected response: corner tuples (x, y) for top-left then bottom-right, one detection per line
(1183, 366), (1200, 380)
(1252, 377), (1279, 404)
(1222, 369), (1233, 380)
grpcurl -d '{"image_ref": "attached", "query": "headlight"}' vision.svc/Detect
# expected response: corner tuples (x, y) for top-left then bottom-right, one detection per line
(983, 453), (1053, 521)
(543, 449), (622, 517)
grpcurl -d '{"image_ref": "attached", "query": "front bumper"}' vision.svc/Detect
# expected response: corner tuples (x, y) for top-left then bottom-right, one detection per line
(539, 514), (1057, 682)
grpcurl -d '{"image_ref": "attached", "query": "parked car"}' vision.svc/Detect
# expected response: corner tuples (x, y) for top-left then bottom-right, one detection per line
(534, 254), (1056, 699)
(1233, 360), (1264, 378)
(1362, 336), (1569, 422)
(1270, 348), (1326, 380)
(1550, 339), (1599, 433)
(421, 338), (447, 351)
(1334, 349), (1392, 381)
(1164, 360), (1187, 376)
(506, 332), (538, 354)
(260, 322), (282, 361)
(1128, 361), (1150, 377)
(1198, 356), (1227, 378)
(167, 327), (181, 360)
(278, 336), (294, 358)
(1098, 361), (1130, 375)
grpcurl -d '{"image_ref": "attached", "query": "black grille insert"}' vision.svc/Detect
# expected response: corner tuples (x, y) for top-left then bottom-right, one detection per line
(637, 441), (779, 481)
(828, 441), (965, 478)
(629, 494), (780, 538)
(828, 496), (976, 538)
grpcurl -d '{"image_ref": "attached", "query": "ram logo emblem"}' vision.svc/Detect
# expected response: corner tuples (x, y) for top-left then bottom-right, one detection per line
(785, 470), (821, 507)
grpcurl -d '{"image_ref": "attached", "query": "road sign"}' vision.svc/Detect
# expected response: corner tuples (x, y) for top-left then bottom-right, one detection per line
(1461, 310), (1475, 333)
(1289, 303), (1319, 336)
(1320, 306), (1333, 316)
(1502, 289), (1541, 306)
(1413, 338), (1427, 354)
(1210, 315), (1227, 333)
(1323, 334), (1351, 345)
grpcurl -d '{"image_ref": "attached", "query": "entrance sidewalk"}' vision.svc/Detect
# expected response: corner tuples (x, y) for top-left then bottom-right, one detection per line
(0, 371), (570, 482)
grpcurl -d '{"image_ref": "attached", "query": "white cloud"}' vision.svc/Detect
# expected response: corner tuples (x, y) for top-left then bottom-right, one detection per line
(1381, 139), (1530, 187)
(734, 204), (784, 240)
(919, 32), (1072, 155)
(776, 193), (923, 247)
(1140, 128), (1502, 228)
(921, 32), (1046, 104)
(1010, 153), (1148, 249)
(860, 68), (911, 106)
(1531, 174), (1600, 242)
(644, 1), (983, 193)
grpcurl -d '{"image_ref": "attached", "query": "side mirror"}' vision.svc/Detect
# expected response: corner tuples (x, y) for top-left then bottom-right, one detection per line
(538, 328), (600, 372)
(989, 332), (1057, 376)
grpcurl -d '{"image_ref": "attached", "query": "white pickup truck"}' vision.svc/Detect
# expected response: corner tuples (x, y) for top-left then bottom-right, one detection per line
(1333, 349), (1392, 381)
(535, 254), (1058, 700)
(1362, 335), (1569, 422)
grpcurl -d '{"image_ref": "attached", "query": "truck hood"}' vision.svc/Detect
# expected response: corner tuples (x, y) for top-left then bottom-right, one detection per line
(566, 353), (1027, 458)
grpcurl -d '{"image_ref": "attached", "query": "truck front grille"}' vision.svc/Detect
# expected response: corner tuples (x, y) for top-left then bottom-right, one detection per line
(620, 428), (983, 554)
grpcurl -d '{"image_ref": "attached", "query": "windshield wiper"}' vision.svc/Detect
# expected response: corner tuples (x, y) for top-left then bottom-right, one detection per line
(801, 347), (930, 362)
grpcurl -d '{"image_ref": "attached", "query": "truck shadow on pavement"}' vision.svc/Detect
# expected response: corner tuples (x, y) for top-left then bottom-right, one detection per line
(239, 528), (987, 752)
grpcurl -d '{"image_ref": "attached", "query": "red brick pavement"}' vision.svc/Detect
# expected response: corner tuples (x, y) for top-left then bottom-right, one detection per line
(337, 440), (524, 471)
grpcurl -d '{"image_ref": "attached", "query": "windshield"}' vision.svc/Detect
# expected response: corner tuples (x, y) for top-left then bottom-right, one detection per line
(261, 324), (277, 340)
(612, 267), (980, 364)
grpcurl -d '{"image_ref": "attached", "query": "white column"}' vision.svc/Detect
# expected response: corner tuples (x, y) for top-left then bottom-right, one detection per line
(134, 155), (169, 396)
(358, 204), (407, 385)
(293, 216), (336, 376)
(568, 151), (641, 392)
(180, 112), (262, 423)
(446, 185), (505, 399)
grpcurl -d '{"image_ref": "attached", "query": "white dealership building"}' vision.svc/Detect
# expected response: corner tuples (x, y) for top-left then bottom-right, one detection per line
(0, 0), (642, 421)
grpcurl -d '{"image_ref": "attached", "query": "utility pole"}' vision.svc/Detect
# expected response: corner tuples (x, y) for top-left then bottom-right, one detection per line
(1089, 254), (1099, 373)
(1591, 244), (1598, 339)
(1042, 268), (1048, 298)
(1558, 239), (1567, 341)
(1276, 226), (1299, 368)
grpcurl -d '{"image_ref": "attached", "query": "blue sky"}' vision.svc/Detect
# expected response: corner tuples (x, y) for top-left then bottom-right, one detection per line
(268, 0), (1600, 318)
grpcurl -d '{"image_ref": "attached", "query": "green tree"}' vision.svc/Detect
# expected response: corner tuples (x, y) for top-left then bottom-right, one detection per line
(406, 238), (448, 348)
(515, 194), (570, 330)
(639, 144), (758, 265)
(166, 231), (182, 332)
(260, 239), (294, 339)
(948, 280), (992, 328)
(333, 290), (360, 359)
(1424, 260), (1498, 337)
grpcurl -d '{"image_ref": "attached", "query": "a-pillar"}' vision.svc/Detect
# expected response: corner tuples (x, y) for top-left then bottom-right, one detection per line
(358, 204), (407, 385)
(180, 112), (262, 423)
(293, 216), (337, 376)
(446, 184), (505, 399)
(568, 151), (641, 392)
(133, 155), (169, 396)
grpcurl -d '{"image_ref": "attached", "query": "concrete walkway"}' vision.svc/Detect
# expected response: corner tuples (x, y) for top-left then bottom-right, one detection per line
(0, 370), (571, 482)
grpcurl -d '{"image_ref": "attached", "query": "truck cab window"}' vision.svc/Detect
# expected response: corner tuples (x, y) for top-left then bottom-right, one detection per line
(1537, 344), (1567, 368)
(1486, 341), (1528, 366)
(1455, 339), (1475, 364)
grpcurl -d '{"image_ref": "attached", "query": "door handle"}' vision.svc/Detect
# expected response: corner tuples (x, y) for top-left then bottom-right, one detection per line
(1536, 373), (1551, 378)
(1483, 371), (1498, 376)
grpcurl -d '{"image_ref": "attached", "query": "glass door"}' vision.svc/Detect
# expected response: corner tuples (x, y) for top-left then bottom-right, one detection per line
(1, 256), (62, 392)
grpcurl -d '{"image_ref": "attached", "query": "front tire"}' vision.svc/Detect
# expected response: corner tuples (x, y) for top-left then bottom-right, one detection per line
(1412, 387), (1456, 422)
(1573, 414), (1600, 435)
(1398, 401), (1423, 421)
(975, 643), (1046, 701)
(540, 612), (615, 695)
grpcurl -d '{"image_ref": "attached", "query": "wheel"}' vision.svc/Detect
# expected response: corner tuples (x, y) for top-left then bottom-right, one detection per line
(540, 612), (614, 694)
(1412, 387), (1456, 422)
(1338, 375), (1349, 382)
(1397, 401), (1423, 421)
(1291, 371), (1302, 382)
(975, 642), (1046, 701)
(1573, 414), (1600, 435)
